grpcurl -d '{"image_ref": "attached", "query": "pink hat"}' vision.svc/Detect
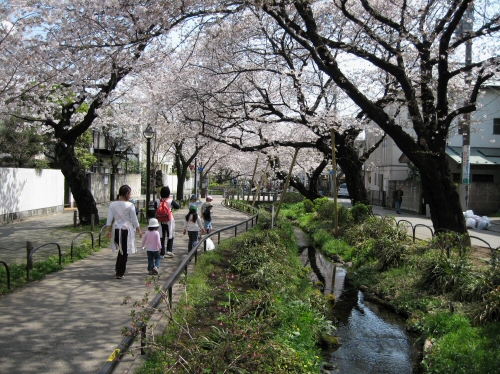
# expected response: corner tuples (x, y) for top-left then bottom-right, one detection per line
(207, 195), (213, 200)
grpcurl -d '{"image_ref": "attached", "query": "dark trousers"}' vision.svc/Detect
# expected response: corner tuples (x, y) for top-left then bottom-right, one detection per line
(115, 228), (128, 277)
(187, 231), (199, 252)
(160, 223), (174, 256)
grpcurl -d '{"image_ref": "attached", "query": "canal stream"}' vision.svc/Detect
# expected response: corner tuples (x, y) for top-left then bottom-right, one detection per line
(297, 235), (421, 373)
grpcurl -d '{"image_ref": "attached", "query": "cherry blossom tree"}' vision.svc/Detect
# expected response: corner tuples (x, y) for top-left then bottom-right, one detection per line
(0, 0), (244, 223)
(257, 0), (500, 233)
(173, 10), (383, 203)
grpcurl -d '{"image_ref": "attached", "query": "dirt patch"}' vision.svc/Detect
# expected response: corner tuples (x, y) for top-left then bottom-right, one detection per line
(469, 245), (494, 269)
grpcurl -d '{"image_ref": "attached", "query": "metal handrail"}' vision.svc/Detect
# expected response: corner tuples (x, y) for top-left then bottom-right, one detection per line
(70, 232), (95, 261)
(98, 199), (259, 374)
(98, 224), (108, 247)
(0, 260), (10, 290)
(412, 224), (434, 242)
(27, 243), (62, 281)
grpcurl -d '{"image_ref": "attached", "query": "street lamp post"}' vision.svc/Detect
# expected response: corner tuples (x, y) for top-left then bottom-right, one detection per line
(143, 124), (155, 206)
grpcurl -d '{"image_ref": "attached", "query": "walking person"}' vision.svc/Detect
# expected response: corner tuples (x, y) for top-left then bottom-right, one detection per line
(142, 218), (162, 275)
(201, 195), (213, 213)
(154, 186), (179, 258)
(202, 202), (213, 234)
(106, 185), (143, 279)
(393, 185), (404, 214)
(183, 205), (205, 252)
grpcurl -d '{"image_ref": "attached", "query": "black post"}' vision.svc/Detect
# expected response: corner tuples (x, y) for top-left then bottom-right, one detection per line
(27, 241), (33, 271)
(194, 157), (198, 198)
(146, 138), (151, 205)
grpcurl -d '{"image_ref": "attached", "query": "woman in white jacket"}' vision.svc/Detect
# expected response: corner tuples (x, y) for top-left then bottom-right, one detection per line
(106, 185), (143, 279)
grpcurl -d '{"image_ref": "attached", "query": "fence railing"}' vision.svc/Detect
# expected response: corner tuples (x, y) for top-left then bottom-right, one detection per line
(392, 217), (499, 265)
(97, 199), (259, 374)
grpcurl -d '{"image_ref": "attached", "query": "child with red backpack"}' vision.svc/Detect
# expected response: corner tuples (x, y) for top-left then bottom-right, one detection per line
(154, 186), (180, 257)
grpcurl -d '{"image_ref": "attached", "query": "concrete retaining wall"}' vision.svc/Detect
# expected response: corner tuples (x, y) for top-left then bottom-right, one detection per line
(0, 168), (65, 224)
(467, 183), (500, 215)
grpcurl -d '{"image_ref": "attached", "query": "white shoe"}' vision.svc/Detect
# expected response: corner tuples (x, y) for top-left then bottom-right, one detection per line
(166, 252), (174, 257)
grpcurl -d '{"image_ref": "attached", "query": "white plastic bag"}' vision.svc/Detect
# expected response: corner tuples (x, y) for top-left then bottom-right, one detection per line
(466, 217), (477, 229)
(465, 210), (475, 218)
(478, 216), (491, 230)
(206, 238), (215, 251)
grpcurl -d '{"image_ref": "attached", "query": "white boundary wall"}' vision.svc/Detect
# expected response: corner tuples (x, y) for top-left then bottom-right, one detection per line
(0, 168), (65, 223)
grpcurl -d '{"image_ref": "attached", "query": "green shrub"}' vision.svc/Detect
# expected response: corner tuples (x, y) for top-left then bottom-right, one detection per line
(322, 239), (354, 261)
(281, 192), (305, 204)
(313, 197), (330, 210)
(420, 252), (475, 299)
(316, 200), (336, 221)
(337, 204), (352, 228)
(343, 216), (407, 247)
(350, 203), (371, 223)
(475, 285), (500, 324)
(409, 311), (470, 339)
(312, 229), (332, 248)
(372, 236), (408, 271)
(303, 199), (314, 213)
(422, 322), (500, 374)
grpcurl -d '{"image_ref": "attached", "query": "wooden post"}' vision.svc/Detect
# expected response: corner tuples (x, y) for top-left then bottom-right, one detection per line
(331, 130), (339, 235)
(247, 157), (259, 203)
(275, 148), (300, 218)
(73, 210), (78, 228)
(253, 158), (271, 207)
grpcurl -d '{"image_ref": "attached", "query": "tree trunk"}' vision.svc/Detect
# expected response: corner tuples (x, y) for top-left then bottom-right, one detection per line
(336, 156), (369, 206)
(176, 169), (188, 201)
(55, 143), (98, 225)
(415, 153), (466, 233)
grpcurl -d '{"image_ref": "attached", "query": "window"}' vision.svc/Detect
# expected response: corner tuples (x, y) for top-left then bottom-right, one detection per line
(494, 118), (500, 135)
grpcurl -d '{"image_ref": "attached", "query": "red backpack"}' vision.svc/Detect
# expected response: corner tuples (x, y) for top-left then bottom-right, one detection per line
(156, 198), (173, 222)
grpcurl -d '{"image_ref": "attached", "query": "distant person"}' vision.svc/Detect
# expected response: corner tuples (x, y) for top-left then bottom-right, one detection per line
(189, 194), (201, 209)
(142, 218), (162, 275)
(393, 185), (404, 214)
(154, 186), (179, 257)
(106, 185), (143, 279)
(183, 205), (205, 252)
(202, 202), (213, 234)
(201, 195), (213, 213)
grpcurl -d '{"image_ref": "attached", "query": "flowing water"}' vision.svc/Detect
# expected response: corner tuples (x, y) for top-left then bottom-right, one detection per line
(298, 245), (421, 373)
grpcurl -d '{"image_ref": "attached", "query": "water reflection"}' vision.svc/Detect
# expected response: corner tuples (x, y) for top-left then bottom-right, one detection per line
(299, 246), (419, 374)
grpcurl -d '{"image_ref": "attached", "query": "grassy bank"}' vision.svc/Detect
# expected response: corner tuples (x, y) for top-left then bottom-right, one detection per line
(133, 214), (336, 373)
(280, 195), (500, 374)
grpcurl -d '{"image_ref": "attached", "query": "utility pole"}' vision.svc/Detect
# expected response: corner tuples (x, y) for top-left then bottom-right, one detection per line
(460, 5), (474, 209)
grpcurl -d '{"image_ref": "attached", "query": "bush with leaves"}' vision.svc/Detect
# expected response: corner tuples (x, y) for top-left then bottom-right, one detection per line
(303, 199), (314, 213)
(372, 236), (409, 271)
(280, 192), (305, 204)
(419, 251), (476, 300)
(350, 203), (371, 224)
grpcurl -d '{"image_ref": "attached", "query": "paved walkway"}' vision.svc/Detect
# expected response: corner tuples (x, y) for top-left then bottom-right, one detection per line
(367, 203), (500, 249)
(0, 197), (251, 374)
